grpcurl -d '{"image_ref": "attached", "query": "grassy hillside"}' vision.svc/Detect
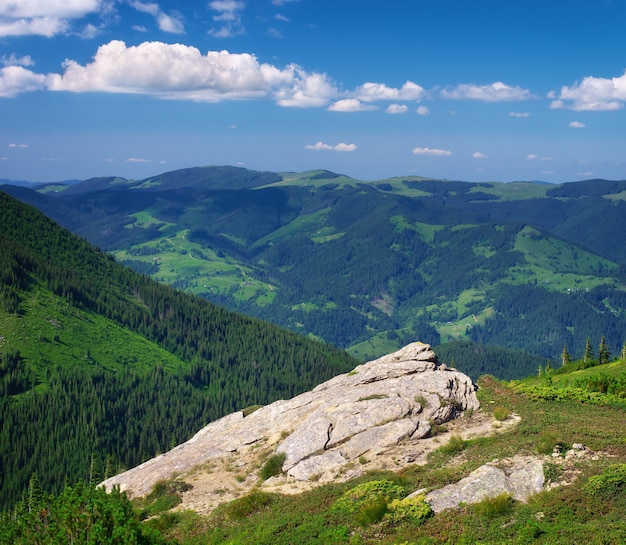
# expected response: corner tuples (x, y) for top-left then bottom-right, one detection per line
(143, 358), (626, 544)
(0, 191), (356, 510)
(3, 168), (626, 364)
(3, 356), (624, 544)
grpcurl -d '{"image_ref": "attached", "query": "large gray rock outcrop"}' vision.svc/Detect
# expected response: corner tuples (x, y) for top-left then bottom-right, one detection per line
(424, 456), (545, 513)
(102, 342), (479, 498)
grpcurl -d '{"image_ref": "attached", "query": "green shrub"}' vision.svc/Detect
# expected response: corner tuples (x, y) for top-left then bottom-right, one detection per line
(535, 430), (565, 455)
(471, 493), (514, 518)
(583, 464), (626, 499)
(385, 495), (433, 525)
(333, 480), (405, 515)
(141, 479), (192, 517)
(493, 406), (510, 421)
(241, 404), (263, 417)
(259, 452), (286, 480)
(438, 434), (468, 456)
(356, 495), (388, 526)
(223, 490), (274, 520)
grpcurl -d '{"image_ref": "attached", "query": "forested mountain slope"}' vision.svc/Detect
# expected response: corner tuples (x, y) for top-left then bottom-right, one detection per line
(0, 191), (356, 510)
(3, 167), (626, 363)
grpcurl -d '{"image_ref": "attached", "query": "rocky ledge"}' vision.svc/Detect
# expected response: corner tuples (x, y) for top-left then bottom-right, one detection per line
(102, 342), (479, 499)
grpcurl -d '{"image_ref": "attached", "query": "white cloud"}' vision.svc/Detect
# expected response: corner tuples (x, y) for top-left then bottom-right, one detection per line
(527, 154), (552, 161)
(0, 65), (46, 97)
(306, 142), (332, 150)
(386, 104), (408, 114)
(509, 111), (530, 118)
(274, 14), (289, 22)
(334, 142), (357, 152)
(0, 16), (68, 37)
(412, 147), (452, 156)
(569, 121), (585, 128)
(130, 1), (159, 16)
(130, 1), (184, 34)
(0, 0), (104, 37)
(550, 70), (626, 111)
(441, 81), (532, 102)
(132, 24), (147, 32)
(1, 54), (34, 67)
(157, 12), (184, 33)
(273, 66), (337, 107)
(354, 81), (424, 102)
(46, 40), (338, 107)
(305, 141), (357, 152)
(8, 143), (29, 148)
(126, 157), (151, 163)
(416, 105), (430, 116)
(208, 0), (245, 37)
(0, 0), (102, 19)
(328, 98), (376, 112)
(472, 152), (488, 159)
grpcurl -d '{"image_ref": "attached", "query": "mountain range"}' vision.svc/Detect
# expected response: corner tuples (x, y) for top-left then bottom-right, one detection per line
(3, 165), (625, 364)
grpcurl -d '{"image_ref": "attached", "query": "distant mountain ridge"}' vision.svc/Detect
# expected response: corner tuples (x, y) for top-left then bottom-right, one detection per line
(3, 166), (626, 362)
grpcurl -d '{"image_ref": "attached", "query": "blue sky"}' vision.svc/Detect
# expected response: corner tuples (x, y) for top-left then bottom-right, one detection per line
(1, 0), (626, 183)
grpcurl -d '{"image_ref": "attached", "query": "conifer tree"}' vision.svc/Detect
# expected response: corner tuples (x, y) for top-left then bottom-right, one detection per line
(598, 335), (610, 365)
(584, 337), (594, 364)
(561, 345), (571, 367)
(26, 473), (42, 513)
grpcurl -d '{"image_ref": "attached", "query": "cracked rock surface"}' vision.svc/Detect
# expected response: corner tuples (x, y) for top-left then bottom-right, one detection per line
(102, 342), (479, 500)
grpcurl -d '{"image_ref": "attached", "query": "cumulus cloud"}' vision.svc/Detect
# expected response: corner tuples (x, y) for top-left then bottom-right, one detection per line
(472, 151), (488, 159)
(386, 104), (408, 114)
(441, 81), (532, 102)
(328, 98), (376, 112)
(353, 80), (424, 102)
(569, 121), (585, 128)
(130, 1), (184, 34)
(0, 65), (46, 97)
(412, 147), (452, 156)
(46, 40), (338, 107)
(550, 70), (626, 111)
(1, 54), (34, 67)
(208, 0), (245, 37)
(0, 0), (105, 37)
(509, 111), (530, 118)
(416, 105), (430, 116)
(305, 141), (357, 152)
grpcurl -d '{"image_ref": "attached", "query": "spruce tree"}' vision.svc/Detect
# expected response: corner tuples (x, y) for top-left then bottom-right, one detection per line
(561, 345), (571, 367)
(584, 337), (594, 364)
(598, 336), (610, 365)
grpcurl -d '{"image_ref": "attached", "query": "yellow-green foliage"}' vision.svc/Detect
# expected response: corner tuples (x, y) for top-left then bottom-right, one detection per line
(385, 495), (433, 524)
(332, 480), (405, 514)
(583, 464), (626, 499)
(493, 406), (510, 421)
